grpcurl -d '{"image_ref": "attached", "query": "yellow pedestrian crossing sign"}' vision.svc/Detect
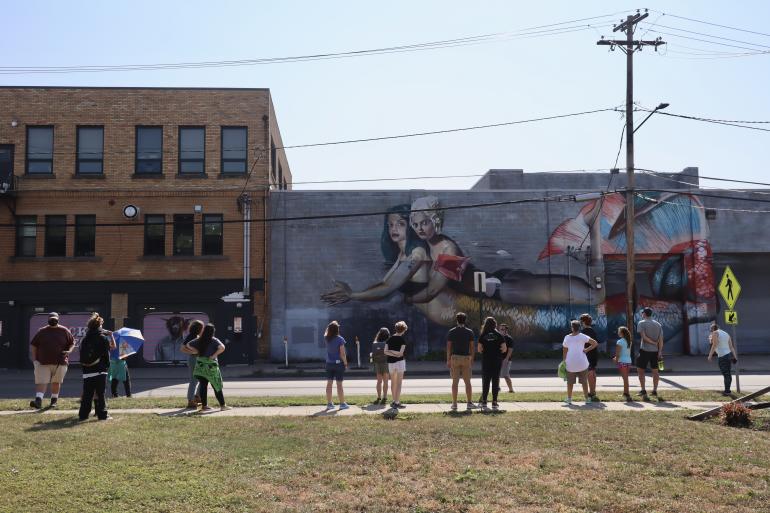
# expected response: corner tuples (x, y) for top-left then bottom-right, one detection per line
(718, 266), (740, 310)
(725, 310), (738, 325)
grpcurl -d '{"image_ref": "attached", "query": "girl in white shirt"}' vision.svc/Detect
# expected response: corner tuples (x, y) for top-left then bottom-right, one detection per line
(562, 320), (598, 405)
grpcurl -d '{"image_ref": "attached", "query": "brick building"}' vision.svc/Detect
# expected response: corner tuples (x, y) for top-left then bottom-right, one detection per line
(0, 86), (290, 368)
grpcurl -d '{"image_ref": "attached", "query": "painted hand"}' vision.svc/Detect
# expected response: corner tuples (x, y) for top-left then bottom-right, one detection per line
(320, 280), (353, 305)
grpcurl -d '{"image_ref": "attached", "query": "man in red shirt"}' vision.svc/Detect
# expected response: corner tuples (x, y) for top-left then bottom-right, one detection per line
(29, 312), (75, 409)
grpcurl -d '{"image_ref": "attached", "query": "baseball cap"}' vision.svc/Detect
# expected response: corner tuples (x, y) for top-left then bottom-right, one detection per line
(48, 312), (60, 320)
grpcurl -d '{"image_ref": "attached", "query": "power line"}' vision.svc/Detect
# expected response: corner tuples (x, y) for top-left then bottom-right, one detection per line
(651, 11), (770, 39)
(636, 191), (770, 214)
(631, 109), (770, 133)
(0, 14), (629, 75)
(635, 167), (770, 189)
(649, 22), (770, 50)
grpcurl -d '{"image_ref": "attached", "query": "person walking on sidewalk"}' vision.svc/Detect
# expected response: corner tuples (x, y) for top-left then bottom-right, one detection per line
(78, 313), (114, 421)
(636, 307), (664, 401)
(188, 323), (230, 412)
(446, 312), (476, 412)
(613, 326), (634, 401)
(580, 314), (601, 401)
(323, 321), (349, 411)
(180, 320), (204, 409)
(499, 323), (515, 394)
(29, 312), (75, 409)
(370, 327), (390, 405)
(385, 321), (409, 409)
(477, 317), (507, 411)
(562, 320), (598, 405)
(708, 322), (738, 396)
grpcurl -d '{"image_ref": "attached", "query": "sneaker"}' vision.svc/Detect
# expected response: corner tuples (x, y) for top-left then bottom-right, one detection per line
(30, 397), (42, 409)
(186, 400), (198, 409)
(564, 397), (572, 405)
(466, 402), (478, 410)
(623, 393), (632, 402)
(651, 390), (658, 397)
(49, 397), (58, 408)
(199, 406), (214, 412)
(722, 390), (732, 397)
(395, 402), (406, 409)
(326, 402), (335, 411)
(390, 401), (397, 408)
(375, 397), (382, 404)
(584, 398), (592, 406)
(591, 395), (601, 402)
(450, 403), (458, 412)
(339, 403), (350, 410)
(637, 390), (647, 396)
(491, 402), (499, 411)
(642, 393), (651, 402)
(219, 405), (233, 411)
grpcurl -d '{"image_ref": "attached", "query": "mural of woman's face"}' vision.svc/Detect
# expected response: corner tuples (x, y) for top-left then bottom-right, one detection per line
(387, 214), (408, 243)
(410, 212), (435, 240)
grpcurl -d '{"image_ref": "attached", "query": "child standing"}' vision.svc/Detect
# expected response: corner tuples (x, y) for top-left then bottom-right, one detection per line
(613, 326), (633, 401)
(108, 353), (132, 398)
(370, 327), (390, 404)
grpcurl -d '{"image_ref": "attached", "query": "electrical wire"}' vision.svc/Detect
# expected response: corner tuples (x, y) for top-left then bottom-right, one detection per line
(635, 167), (770, 189)
(0, 14), (629, 75)
(630, 109), (770, 133)
(649, 11), (770, 39)
(636, 191), (770, 214)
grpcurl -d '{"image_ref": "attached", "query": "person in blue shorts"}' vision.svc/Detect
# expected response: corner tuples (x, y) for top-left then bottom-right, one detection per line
(324, 321), (349, 411)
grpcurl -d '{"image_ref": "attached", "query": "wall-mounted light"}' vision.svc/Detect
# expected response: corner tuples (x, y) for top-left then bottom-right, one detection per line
(193, 205), (203, 214)
(123, 204), (139, 220)
(11, 119), (18, 128)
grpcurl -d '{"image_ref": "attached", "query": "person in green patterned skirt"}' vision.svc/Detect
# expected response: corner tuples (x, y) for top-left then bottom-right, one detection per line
(186, 323), (230, 411)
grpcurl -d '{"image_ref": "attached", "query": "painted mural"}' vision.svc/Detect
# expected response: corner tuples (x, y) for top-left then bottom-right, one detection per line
(318, 191), (716, 356)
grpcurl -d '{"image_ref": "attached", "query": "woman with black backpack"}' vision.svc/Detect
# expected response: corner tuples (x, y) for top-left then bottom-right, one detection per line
(78, 313), (115, 421)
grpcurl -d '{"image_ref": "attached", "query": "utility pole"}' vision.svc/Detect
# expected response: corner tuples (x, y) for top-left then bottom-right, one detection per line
(597, 10), (664, 339)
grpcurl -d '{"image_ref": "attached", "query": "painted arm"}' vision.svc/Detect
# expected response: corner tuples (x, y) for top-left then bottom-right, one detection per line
(408, 243), (458, 304)
(321, 251), (425, 305)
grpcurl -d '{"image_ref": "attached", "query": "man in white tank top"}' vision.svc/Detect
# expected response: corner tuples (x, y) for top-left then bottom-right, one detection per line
(707, 323), (737, 396)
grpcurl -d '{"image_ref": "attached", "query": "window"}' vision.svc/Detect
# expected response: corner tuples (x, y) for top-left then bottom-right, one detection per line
(178, 127), (205, 174)
(202, 214), (223, 255)
(144, 215), (165, 256)
(15, 216), (36, 257)
(278, 163), (284, 190)
(44, 215), (66, 257)
(74, 215), (96, 257)
(270, 139), (276, 183)
(136, 126), (163, 174)
(26, 126), (54, 174)
(221, 127), (247, 174)
(173, 214), (194, 255)
(77, 126), (104, 174)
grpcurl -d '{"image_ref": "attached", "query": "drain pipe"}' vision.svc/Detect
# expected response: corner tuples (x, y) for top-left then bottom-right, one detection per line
(239, 193), (252, 296)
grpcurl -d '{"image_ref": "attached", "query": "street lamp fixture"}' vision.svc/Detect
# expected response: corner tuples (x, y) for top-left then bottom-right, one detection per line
(633, 102), (669, 134)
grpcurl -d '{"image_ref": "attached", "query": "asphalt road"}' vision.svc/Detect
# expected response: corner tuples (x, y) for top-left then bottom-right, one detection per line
(3, 373), (767, 399)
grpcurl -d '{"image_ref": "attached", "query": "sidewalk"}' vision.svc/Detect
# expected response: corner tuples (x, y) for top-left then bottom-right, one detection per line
(1, 354), (768, 381)
(0, 400), (726, 417)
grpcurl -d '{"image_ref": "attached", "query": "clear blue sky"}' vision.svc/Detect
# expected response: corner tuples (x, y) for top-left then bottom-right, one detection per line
(5, 1), (770, 190)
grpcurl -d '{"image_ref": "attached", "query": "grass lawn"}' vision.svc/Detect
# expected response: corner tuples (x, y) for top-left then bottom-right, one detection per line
(1, 411), (769, 512)
(1, 390), (765, 411)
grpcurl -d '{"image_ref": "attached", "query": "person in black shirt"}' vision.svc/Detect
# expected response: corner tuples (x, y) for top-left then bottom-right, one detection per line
(78, 313), (115, 421)
(446, 312), (476, 412)
(476, 316), (507, 410)
(384, 321), (408, 409)
(580, 313), (601, 401)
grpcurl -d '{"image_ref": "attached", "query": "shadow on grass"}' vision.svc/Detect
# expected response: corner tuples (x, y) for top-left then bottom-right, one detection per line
(311, 409), (339, 417)
(652, 401), (679, 409)
(25, 416), (82, 432)
(443, 410), (473, 418)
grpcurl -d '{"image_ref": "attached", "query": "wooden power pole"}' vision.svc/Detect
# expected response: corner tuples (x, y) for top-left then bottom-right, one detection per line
(597, 10), (664, 339)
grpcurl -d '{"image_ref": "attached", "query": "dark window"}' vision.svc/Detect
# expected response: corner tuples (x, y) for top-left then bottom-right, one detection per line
(144, 215), (165, 256)
(179, 127), (205, 174)
(278, 163), (284, 190)
(136, 126), (163, 174)
(202, 214), (223, 255)
(74, 215), (96, 257)
(173, 214), (194, 255)
(270, 139), (276, 183)
(44, 215), (66, 257)
(26, 126), (54, 174)
(221, 127), (247, 174)
(15, 216), (36, 257)
(77, 126), (104, 174)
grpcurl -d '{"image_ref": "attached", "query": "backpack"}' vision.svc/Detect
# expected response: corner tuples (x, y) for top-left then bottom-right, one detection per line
(80, 330), (106, 367)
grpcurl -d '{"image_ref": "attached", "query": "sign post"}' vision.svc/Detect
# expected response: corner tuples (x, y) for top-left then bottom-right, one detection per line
(718, 266), (741, 393)
(474, 271), (486, 332)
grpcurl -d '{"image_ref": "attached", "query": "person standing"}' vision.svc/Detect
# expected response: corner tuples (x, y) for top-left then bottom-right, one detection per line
(562, 320), (598, 405)
(370, 327), (390, 404)
(707, 323), (738, 396)
(446, 312), (476, 412)
(29, 312), (75, 409)
(499, 323), (515, 394)
(580, 314), (600, 402)
(323, 321), (349, 411)
(188, 323), (230, 411)
(108, 352), (132, 398)
(78, 313), (114, 421)
(180, 320), (205, 409)
(385, 321), (409, 409)
(613, 326), (634, 401)
(636, 307), (664, 401)
(477, 317), (507, 411)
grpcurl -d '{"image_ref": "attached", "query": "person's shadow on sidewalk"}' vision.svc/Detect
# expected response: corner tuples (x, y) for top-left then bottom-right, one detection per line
(25, 417), (82, 432)
(361, 403), (387, 412)
(157, 408), (198, 417)
(311, 409), (339, 417)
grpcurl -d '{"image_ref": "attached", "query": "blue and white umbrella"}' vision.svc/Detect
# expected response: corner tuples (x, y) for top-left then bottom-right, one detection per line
(111, 327), (144, 359)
